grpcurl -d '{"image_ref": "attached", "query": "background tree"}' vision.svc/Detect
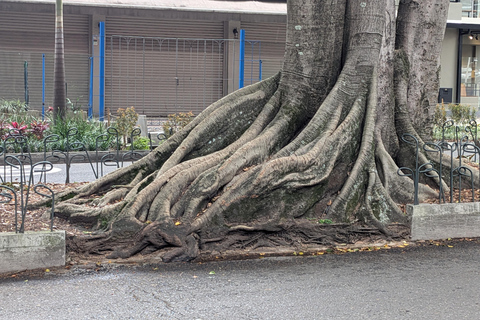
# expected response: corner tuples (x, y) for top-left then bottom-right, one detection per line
(53, 0), (66, 122)
(47, 0), (451, 262)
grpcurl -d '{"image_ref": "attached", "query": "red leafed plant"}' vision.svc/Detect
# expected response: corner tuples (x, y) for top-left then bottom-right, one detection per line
(8, 121), (28, 135)
(29, 120), (50, 140)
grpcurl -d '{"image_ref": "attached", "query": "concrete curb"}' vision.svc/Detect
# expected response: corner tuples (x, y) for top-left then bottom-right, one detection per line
(409, 203), (480, 240)
(0, 231), (66, 274)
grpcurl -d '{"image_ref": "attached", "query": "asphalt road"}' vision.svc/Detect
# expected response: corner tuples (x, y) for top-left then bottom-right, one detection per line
(1, 240), (480, 319)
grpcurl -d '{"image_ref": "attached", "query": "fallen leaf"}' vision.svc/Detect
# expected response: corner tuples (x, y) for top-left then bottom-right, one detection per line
(209, 271), (216, 275)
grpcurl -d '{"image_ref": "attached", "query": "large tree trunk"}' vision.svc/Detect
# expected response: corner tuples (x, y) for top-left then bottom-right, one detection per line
(47, 0), (450, 262)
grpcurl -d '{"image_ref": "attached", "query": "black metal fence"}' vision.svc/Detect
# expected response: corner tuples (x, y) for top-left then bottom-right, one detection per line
(5, 119), (479, 233)
(0, 127), (167, 233)
(398, 120), (480, 205)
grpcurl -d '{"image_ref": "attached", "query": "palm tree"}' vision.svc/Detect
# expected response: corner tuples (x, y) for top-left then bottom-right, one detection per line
(53, 0), (66, 122)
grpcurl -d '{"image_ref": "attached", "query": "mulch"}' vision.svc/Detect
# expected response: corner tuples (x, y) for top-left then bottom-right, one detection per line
(0, 182), (90, 235)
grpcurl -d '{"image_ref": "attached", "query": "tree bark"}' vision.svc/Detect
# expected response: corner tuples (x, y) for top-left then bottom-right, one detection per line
(47, 0), (450, 262)
(395, 0), (449, 141)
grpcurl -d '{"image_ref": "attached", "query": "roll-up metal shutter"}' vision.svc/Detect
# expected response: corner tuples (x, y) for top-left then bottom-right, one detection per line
(240, 22), (286, 86)
(105, 17), (224, 117)
(0, 11), (90, 112)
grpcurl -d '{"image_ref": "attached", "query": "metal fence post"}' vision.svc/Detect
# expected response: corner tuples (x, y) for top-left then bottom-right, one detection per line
(99, 21), (106, 121)
(88, 56), (94, 120)
(42, 54), (46, 119)
(239, 29), (245, 89)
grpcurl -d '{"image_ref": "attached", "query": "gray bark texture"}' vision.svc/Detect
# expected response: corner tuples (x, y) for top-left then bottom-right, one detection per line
(45, 0), (450, 262)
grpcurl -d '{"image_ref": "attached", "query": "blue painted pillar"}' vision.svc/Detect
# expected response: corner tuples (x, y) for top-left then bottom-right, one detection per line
(239, 29), (245, 89)
(99, 21), (105, 121)
(259, 60), (262, 82)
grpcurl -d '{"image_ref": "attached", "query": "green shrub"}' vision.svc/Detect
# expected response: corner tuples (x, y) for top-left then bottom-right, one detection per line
(448, 103), (477, 125)
(0, 99), (27, 114)
(132, 136), (150, 150)
(45, 114), (109, 151)
(0, 99), (120, 152)
(114, 107), (138, 147)
(434, 103), (447, 127)
(162, 111), (194, 138)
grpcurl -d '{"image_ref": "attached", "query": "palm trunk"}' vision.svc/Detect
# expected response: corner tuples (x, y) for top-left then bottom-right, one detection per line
(53, 0), (66, 122)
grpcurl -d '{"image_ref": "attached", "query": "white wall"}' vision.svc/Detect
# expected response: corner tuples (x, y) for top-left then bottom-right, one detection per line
(440, 28), (459, 102)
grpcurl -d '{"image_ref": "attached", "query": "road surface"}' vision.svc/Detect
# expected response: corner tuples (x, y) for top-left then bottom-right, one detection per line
(1, 240), (480, 319)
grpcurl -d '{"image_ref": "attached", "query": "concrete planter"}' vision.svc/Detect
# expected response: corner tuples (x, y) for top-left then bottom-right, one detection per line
(409, 203), (480, 240)
(0, 231), (65, 274)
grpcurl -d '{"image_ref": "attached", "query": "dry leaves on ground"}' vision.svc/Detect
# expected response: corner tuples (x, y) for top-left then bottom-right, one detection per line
(0, 182), (88, 235)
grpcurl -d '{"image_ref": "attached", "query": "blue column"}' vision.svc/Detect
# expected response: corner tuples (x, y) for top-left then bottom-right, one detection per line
(99, 21), (105, 121)
(239, 29), (245, 89)
(259, 60), (262, 82)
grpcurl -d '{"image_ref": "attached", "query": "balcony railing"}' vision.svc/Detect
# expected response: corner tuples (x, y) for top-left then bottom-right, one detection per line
(462, 0), (479, 18)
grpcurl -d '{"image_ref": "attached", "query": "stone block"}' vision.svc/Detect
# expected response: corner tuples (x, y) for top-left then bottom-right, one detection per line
(409, 203), (480, 240)
(0, 231), (65, 274)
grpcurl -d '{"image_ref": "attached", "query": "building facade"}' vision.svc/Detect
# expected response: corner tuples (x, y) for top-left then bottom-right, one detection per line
(1, 0), (478, 118)
(0, 0), (287, 118)
(441, 0), (480, 108)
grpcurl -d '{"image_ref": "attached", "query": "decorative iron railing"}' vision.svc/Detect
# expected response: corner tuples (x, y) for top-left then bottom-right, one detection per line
(398, 120), (480, 205)
(0, 126), (167, 232)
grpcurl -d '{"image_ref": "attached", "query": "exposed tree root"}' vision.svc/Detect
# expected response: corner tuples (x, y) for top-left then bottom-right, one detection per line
(199, 220), (410, 257)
